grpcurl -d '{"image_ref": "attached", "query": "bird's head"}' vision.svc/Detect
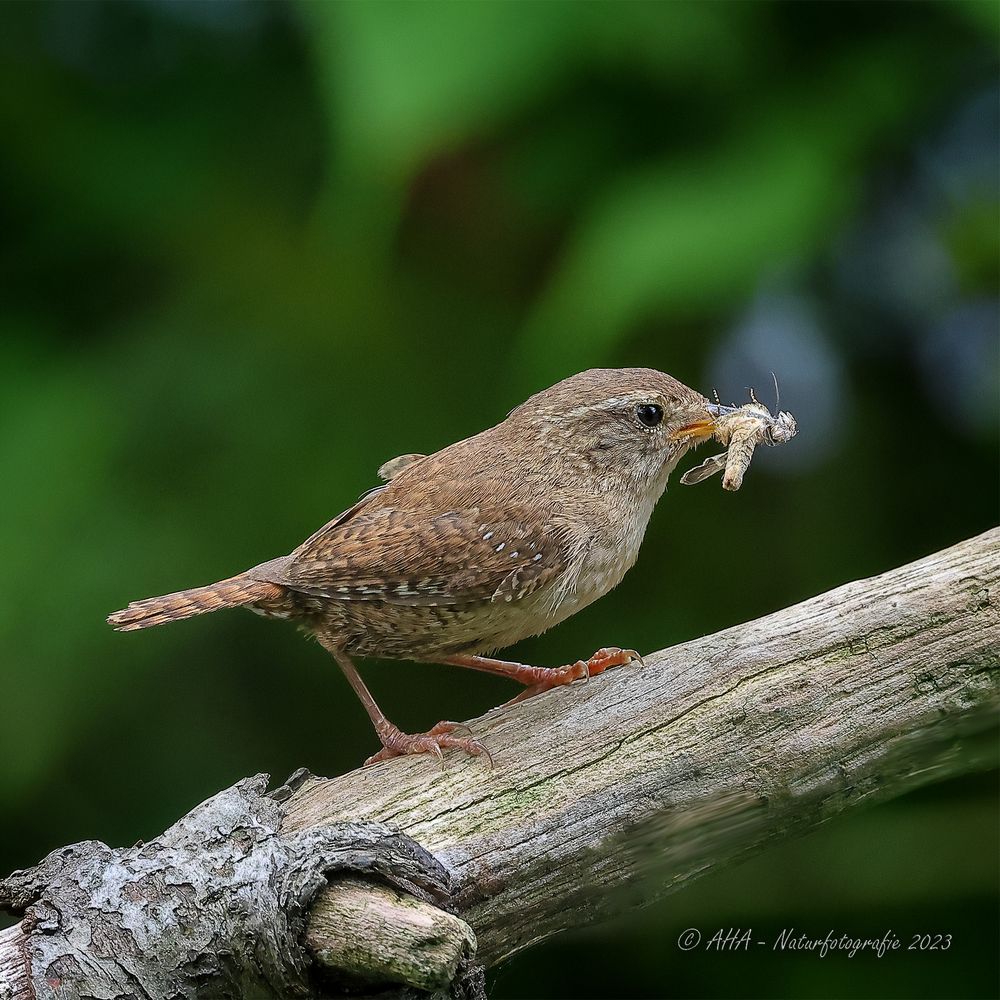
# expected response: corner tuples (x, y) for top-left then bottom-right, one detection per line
(507, 368), (715, 493)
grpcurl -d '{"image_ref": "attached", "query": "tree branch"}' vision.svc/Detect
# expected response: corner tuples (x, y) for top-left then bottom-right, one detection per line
(3, 529), (998, 998)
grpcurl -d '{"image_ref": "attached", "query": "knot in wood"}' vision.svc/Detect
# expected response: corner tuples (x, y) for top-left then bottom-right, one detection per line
(0, 775), (453, 999)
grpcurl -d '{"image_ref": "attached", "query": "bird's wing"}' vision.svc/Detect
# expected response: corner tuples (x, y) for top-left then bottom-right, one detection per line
(267, 502), (573, 608)
(378, 453), (427, 482)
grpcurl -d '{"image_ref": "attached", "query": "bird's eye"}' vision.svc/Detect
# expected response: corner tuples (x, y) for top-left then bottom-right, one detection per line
(636, 403), (663, 428)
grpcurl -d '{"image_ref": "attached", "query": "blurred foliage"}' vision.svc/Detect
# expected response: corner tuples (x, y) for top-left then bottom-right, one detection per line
(0, 2), (997, 998)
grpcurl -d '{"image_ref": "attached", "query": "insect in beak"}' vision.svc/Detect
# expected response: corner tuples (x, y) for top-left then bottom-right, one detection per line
(705, 402), (738, 419)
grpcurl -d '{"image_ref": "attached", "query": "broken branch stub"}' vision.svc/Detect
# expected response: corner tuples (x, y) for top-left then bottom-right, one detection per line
(0, 775), (477, 999)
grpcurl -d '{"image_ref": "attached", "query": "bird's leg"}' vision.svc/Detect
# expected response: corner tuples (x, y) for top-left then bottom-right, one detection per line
(438, 647), (642, 704)
(321, 640), (491, 766)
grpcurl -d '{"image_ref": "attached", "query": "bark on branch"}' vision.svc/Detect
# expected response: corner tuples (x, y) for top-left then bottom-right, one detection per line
(2, 529), (998, 998)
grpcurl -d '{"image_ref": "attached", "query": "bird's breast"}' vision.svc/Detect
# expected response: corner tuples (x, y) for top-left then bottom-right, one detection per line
(542, 491), (657, 627)
(572, 522), (646, 607)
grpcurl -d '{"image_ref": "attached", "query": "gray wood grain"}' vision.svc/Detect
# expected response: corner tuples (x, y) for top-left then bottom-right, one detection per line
(287, 528), (1000, 966)
(2, 530), (997, 997)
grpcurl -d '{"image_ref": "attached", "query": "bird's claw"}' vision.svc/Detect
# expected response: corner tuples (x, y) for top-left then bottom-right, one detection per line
(366, 721), (493, 768)
(583, 646), (644, 676)
(501, 645), (642, 707)
(429, 719), (474, 737)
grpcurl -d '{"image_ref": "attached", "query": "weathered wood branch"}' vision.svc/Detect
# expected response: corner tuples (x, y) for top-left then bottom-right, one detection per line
(2, 529), (998, 998)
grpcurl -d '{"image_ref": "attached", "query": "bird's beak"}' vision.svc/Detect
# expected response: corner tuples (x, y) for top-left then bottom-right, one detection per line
(670, 401), (720, 443)
(671, 420), (715, 443)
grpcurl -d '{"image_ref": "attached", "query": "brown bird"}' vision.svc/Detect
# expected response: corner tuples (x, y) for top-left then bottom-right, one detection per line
(108, 368), (717, 764)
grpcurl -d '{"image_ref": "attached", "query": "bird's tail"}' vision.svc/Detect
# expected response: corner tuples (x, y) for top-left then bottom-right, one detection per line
(107, 574), (284, 631)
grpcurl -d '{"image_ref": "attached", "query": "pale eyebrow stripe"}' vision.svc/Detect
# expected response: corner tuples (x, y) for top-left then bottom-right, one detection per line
(560, 395), (650, 420)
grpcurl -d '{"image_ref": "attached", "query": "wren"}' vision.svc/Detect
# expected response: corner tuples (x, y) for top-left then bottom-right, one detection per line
(108, 368), (719, 764)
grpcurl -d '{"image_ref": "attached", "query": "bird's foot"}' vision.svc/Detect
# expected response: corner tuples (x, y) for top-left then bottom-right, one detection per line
(365, 720), (493, 767)
(506, 646), (642, 704)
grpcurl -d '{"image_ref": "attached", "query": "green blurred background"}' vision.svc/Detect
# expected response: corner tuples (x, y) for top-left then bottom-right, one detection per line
(1, 2), (997, 997)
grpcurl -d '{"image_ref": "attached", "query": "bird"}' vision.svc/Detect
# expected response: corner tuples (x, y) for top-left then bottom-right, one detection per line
(108, 368), (718, 764)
